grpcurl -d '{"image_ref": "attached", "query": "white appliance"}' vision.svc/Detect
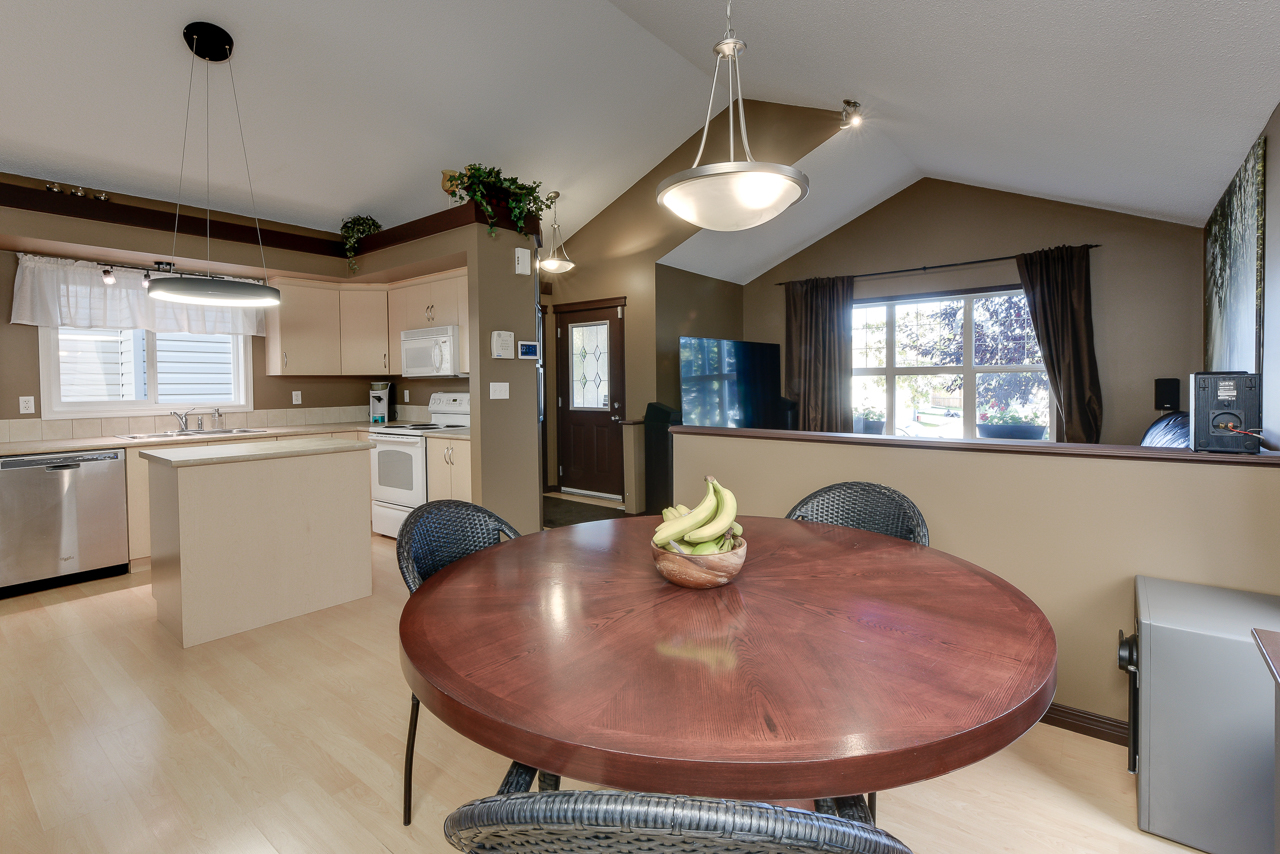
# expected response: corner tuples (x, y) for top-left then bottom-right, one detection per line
(369, 392), (470, 537)
(402, 326), (462, 377)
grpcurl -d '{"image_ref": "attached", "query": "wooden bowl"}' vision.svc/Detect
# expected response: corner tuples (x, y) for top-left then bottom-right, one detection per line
(651, 538), (747, 589)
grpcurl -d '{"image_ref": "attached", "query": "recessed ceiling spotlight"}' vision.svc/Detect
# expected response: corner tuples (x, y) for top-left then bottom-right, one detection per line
(840, 100), (863, 129)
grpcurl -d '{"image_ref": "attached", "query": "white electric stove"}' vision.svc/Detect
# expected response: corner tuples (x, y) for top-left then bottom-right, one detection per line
(369, 392), (470, 536)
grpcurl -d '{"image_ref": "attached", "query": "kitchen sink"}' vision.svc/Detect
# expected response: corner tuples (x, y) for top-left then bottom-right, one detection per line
(114, 428), (268, 440)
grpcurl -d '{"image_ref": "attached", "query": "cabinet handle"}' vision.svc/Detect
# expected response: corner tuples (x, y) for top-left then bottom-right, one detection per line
(447, 445), (453, 465)
(383, 353), (387, 369)
(283, 351), (288, 368)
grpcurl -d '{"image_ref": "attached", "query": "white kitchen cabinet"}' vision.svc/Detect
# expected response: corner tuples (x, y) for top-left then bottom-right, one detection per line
(339, 290), (389, 375)
(388, 273), (469, 375)
(426, 436), (471, 502)
(265, 281), (341, 375)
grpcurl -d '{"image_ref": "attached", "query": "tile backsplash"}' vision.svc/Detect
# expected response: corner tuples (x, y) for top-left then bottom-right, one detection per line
(0, 405), (372, 446)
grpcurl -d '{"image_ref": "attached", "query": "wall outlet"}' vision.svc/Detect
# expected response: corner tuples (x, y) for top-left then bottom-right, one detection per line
(404, 389), (410, 403)
(292, 391), (302, 405)
(18, 396), (34, 414)
(489, 382), (510, 400)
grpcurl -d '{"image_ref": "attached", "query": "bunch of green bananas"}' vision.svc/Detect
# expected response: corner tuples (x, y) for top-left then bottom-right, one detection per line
(653, 476), (742, 555)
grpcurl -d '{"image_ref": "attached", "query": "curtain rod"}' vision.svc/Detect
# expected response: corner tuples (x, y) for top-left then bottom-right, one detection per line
(19, 253), (263, 283)
(774, 244), (1101, 284)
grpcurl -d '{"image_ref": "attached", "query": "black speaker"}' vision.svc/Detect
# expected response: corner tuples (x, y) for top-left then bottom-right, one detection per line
(1154, 377), (1180, 411)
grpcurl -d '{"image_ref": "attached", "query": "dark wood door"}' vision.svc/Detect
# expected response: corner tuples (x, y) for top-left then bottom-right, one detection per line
(555, 299), (625, 498)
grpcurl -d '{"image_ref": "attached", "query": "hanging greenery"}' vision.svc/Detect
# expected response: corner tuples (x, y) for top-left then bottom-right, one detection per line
(445, 164), (550, 237)
(340, 215), (383, 272)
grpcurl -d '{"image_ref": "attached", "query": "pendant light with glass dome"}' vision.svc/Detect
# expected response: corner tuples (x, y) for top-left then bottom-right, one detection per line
(148, 21), (280, 307)
(539, 191), (575, 274)
(655, 1), (809, 232)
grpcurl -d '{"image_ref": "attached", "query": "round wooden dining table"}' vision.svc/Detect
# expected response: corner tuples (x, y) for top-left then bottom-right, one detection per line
(399, 515), (1056, 801)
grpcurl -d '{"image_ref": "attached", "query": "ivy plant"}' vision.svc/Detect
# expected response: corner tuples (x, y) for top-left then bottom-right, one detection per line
(340, 215), (383, 272)
(446, 164), (550, 236)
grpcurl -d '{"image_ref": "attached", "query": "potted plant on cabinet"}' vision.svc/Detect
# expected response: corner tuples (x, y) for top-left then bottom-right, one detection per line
(977, 405), (1047, 440)
(444, 164), (550, 237)
(853, 406), (886, 435)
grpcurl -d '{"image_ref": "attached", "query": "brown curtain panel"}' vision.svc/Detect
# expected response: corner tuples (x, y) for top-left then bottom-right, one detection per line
(785, 276), (856, 433)
(1016, 245), (1104, 443)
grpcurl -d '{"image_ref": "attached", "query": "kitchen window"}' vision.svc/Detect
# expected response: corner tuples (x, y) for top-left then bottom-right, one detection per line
(39, 326), (252, 418)
(851, 288), (1054, 441)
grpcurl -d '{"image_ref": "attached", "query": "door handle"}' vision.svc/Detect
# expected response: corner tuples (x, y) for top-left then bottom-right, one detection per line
(610, 415), (620, 421)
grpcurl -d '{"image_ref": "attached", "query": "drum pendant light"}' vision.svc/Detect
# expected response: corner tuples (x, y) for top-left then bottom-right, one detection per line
(655, 1), (808, 232)
(150, 21), (280, 307)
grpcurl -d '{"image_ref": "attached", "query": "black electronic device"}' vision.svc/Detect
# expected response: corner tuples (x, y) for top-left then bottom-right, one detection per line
(1154, 378), (1180, 411)
(1189, 372), (1260, 454)
(679, 336), (783, 429)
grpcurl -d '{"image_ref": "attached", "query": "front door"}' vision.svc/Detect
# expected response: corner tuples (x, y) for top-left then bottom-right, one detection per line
(555, 299), (626, 499)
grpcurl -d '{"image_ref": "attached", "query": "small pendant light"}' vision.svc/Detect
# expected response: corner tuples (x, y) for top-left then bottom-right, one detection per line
(149, 21), (280, 307)
(539, 192), (575, 274)
(655, 1), (809, 232)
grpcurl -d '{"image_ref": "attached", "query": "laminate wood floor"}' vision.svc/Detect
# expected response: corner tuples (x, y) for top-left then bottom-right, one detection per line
(1, 537), (1194, 854)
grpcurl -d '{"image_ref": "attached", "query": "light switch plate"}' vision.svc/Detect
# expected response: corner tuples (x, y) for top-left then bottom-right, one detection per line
(514, 248), (531, 275)
(18, 396), (34, 414)
(292, 391), (302, 405)
(404, 389), (410, 403)
(489, 382), (510, 400)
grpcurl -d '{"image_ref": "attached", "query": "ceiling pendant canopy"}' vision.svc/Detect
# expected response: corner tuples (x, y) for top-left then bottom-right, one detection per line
(152, 21), (281, 308)
(656, 1), (808, 232)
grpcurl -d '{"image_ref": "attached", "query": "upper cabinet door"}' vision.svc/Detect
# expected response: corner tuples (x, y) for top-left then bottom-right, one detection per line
(388, 282), (430, 375)
(428, 279), (459, 328)
(339, 290), (389, 375)
(265, 281), (341, 375)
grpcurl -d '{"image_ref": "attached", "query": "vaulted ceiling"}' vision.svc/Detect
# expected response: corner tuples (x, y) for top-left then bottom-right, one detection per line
(2, 1), (1278, 284)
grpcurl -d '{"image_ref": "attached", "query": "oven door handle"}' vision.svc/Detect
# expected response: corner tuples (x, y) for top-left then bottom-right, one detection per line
(372, 435), (424, 446)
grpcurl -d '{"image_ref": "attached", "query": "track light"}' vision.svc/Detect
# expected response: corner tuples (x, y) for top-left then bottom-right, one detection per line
(101, 268), (116, 285)
(143, 270), (151, 288)
(840, 100), (863, 129)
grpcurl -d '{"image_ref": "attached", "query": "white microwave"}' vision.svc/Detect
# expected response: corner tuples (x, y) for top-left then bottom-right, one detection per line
(401, 326), (461, 377)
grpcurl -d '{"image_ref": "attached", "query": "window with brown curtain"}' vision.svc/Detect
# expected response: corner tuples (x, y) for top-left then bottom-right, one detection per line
(784, 276), (856, 433)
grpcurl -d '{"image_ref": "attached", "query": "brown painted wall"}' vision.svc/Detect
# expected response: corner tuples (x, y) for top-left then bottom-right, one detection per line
(547, 101), (840, 420)
(743, 178), (1205, 445)
(249, 336), (384, 409)
(654, 264), (744, 408)
(0, 251), (40, 419)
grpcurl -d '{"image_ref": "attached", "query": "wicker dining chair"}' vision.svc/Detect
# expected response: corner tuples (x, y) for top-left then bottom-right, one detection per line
(785, 482), (929, 546)
(445, 788), (913, 854)
(397, 500), (540, 826)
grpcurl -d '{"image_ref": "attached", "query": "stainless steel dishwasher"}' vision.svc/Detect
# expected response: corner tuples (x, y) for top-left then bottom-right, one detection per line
(0, 448), (128, 596)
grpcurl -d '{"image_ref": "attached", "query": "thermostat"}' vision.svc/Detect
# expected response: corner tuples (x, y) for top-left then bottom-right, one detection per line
(491, 330), (515, 359)
(517, 341), (540, 360)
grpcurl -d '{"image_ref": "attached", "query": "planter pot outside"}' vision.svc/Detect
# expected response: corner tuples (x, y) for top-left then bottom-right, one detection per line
(977, 423), (1047, 440)
(854, 418), (885, 435)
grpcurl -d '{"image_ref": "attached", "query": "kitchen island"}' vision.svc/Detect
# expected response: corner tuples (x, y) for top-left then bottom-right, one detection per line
(141, 437), (375, 647)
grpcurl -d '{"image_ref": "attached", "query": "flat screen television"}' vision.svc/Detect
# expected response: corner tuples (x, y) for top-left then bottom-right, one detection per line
(680, 336), (783, 429)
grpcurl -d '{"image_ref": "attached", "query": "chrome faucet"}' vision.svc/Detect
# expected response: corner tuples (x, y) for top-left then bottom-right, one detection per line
(171, 406), (198, 431)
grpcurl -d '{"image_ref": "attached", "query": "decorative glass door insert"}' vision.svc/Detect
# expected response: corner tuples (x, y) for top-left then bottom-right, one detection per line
(569, 320), (610, 410)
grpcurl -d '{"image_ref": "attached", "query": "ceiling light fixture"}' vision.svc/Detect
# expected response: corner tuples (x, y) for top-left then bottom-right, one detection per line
(655, 0), (808, 232)
(149, 21), (280, 308)
(840, 100), (863, 129)
(539, 192), (575, 274)
(101, 268), (116, 285)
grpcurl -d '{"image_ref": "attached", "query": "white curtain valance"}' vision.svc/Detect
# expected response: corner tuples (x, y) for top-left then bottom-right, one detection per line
(10, 254), (266, 335)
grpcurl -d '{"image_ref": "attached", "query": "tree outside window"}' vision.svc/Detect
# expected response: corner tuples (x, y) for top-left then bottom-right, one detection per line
(851, 290), (1053, 440)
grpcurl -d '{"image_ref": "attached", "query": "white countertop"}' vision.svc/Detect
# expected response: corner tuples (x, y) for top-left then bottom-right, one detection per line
(140, 437), (375, 468)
